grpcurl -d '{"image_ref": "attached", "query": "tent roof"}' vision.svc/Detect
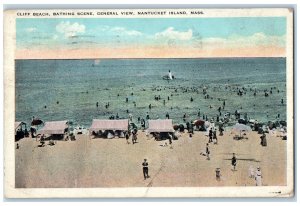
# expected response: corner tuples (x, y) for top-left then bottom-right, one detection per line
(89, 119), (129, 132)
(39, 120), (68, 135)
(15, 121), (26, 130)
(147, 119), (174, 133)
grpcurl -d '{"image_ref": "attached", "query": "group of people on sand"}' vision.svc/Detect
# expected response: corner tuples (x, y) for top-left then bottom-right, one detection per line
(197, 123), (264, 186)
(125, 128), (138, 145)
(37, 134), (56, 147)
(212, 152), (263, 186)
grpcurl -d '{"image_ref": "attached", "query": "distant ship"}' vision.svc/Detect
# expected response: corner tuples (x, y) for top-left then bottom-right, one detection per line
(92, 59), (101, 67)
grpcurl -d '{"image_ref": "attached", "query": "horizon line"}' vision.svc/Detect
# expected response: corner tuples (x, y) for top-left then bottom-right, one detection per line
(15, 56), (286, 61)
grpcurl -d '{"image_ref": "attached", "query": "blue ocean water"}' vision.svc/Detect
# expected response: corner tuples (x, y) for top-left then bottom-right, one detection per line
(15, 58), (286, 127)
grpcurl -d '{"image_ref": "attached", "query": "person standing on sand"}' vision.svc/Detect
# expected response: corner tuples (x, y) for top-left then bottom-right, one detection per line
(248, 165), (255, 178)
(141, 118), (145, 130)
(40, 134), (45, 147)
(219, 125), (224, 136)
(142, 159), (150, 180)
(213, 129), (218, 144)
(206, 143), (210, 160)
(209, 128), (213, 143)
(255, 167), (262, 186)
(215, 168), (221, 181)
(168, 133), (173, 149)
(30, 126), (35, 138)
(125, 131), (130, 144)
(231, 153), (237, 171)
(260, 133), (267, 147)
(132, 129), (137, 144)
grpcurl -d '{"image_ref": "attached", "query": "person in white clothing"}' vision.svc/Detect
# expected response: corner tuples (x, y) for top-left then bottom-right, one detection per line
(248, 165), (255, 178)
(255, 167), (262, 186)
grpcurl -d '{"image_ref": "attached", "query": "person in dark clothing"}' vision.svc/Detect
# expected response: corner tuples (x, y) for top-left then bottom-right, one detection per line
(231, 153), (237, 171)
(215, 168), (221, 181)
(260, 133), (267, 147)
(30, 127), (35, 138)
(209, 128), (213, 143)
(186, 121), (190, 131)
(168, 134), (173, 149)
(219, 126), (224, 136)
(187, 121), (194, 134)
(125, 132), (130, 144)
(141, 118), (146, 130)
(39, 135), (45, 147)
(183, 113), (187, 122)
(206, 143), (210, 160)
(142, 159), (150, 180)
(132, 129), (137, 144)
(213, 129), (218, 144)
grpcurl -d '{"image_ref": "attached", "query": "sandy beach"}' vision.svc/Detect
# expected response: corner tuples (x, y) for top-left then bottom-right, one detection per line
(15, 130), (286, 188)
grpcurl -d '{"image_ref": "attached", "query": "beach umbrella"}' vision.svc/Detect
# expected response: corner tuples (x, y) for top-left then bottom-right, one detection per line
(193, 119), (205, 126)
(232, 123), (251, 132)
(232, 123), (251, 137)
(31, 119), (43, 126)
(204, 121), (211, 128)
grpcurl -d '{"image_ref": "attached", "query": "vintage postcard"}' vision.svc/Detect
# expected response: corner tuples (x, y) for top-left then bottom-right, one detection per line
(4, 8), (294, 198)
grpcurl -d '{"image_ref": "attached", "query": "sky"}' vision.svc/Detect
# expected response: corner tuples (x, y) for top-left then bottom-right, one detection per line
(16, 17), (287, 59)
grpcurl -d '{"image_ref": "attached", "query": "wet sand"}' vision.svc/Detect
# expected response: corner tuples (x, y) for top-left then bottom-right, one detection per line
(15, 130), (286, 188)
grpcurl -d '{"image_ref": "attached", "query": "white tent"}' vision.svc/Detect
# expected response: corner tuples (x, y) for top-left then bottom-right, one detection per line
(38, 120), (68, 135)
(147, 119), (174, 133)
(89, 119), (129, 134)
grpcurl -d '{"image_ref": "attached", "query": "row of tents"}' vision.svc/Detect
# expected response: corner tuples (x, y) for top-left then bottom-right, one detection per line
(15, 119), (175, 141)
